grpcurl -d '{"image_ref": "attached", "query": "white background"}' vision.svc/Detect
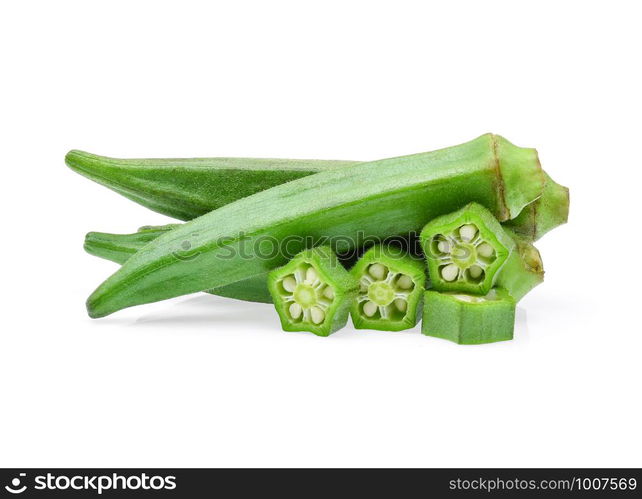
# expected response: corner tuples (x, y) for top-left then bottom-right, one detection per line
(1, 1), (640, 467)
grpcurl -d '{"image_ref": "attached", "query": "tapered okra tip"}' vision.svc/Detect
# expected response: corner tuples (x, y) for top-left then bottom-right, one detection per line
(65, 149), (112, 175)
(65, 149), (88, 169)
(86, 292), (111, 319)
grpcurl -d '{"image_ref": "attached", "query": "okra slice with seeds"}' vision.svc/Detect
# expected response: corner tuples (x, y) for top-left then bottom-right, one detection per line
(350, 245), (426, 331)
(420, 202), (515, 295)
(422, 288), (516, 345)
(268, 247), (358, 336)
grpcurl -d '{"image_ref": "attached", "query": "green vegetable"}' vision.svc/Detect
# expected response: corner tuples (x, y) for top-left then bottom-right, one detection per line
(420, 203), (516, 295)
(267, 246), (358, 336)
(86, 134), (544, 318)
(84, 224), (178, 264)
(422, 288), (516, 344)
(66, 150), (565, 242)
(66, 150), (357, 221)
(496, 230), (544, 301)
(503, 172), (569, 241)
(84, 225), (273, 304)
(350, 245), (426, 331)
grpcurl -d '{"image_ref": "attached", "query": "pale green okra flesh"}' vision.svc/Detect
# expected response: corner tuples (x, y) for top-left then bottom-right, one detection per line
(86, 134), (544, 318)
(422, 288), (516, 344)
(350, 245), (426, 331)
(267, 246), (358, 336)
(420, 202), (516, 295)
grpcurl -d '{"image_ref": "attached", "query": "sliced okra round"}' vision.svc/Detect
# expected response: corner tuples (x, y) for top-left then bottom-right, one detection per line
(349, 245), (426, 331)
(422, 288), (516, 345)
(420, 202), (516, 295)
(267, 246), (358, 337)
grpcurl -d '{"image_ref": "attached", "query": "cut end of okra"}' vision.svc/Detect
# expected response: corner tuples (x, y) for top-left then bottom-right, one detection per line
(420, 203), (515, 295)
(267, 246), (358, 337)
(350, 245), (426, 331)
(422, 288), (516, 345)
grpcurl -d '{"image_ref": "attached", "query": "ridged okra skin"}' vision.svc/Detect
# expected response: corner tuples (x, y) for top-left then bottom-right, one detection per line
(86, 134), (544, 318)
(66, 150), (358, 221)
(503, 172), (569, 241)
(84, 226), (273, 304)
(350, 245), (426, 331)
(67, 148), (565, 241)
(267, 247), (358, 336)
(422, 288), (516, 344)
(420, 203), (516, 295)
(497, 230), (544, 301)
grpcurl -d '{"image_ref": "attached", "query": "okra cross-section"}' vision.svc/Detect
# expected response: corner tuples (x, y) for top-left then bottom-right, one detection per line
(350, 245), (426, 331)
(420, 202), (515, 295)
(422, 288), (516, 345)
(267, 246), (358, 337)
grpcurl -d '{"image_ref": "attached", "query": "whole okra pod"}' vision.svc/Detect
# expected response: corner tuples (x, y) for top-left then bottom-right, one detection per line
(66, 147), (567, 241)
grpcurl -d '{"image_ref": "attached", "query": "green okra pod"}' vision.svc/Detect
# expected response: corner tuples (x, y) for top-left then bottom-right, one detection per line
(84, 225), (273, 304)
(66, 151), (358, 221)
(86, 134), (544, 318)
(66, 148), (565, 241)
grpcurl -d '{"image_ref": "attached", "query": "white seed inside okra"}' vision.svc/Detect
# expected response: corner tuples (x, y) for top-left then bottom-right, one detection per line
(282, 276), (297, 292)
(368, 263), (387, 280)
(441, 264), (459, 281)
(363, 301), (378, 317)
(469, 265), (483, 278)
(396, 275), (413, 289)
(477, 242), (494, 258)
(459, 224), (477, 242)
(289, 302), (302, 319)
(394, 298), (407, 312)
(310, 306), (325, 324)
(305, 267), (318, 283)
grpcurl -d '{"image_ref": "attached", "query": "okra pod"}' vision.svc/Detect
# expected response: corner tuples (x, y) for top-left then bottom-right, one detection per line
(84, 226), (273, 303)
(66, 148), (565, 242)
(86, 134), (544, 318)
(66, 151), (357, 221)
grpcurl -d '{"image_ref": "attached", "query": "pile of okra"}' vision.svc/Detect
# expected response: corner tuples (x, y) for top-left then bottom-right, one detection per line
(68, 134), (569, 344)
